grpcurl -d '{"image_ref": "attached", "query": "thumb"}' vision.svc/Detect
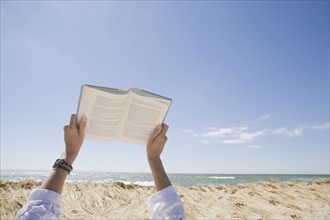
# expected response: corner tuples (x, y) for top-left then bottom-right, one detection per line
(148, 124), (162, 143)
(78, 115), (87, 135)
(69, 114), (77, 128)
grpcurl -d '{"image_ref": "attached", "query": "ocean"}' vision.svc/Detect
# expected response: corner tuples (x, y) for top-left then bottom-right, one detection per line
(1, 169), (328, 186)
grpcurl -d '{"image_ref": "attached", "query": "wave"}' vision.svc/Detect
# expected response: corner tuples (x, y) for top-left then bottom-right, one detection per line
(208, 176), (235, 180)
(116, 180), (155, 186)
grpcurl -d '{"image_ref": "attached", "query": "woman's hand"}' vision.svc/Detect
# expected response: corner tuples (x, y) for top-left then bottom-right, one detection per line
(147, 123), (169, 162)
(62, 114), (87, 164)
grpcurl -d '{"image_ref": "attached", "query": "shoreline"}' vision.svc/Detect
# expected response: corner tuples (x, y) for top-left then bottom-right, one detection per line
(2, 169), (329, 186)
(1, 179), (329, 219)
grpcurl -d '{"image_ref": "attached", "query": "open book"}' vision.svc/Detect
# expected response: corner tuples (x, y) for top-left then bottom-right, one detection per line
(77, 84), (172, 146)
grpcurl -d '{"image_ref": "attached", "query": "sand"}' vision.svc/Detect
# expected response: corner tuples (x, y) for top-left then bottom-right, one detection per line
(1, 179), (329, 219)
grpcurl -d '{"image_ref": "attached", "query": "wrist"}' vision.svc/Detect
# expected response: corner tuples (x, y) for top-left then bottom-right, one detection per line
(60, 152), (77, 165)
(52, 159), (73, 174)
(63, 157), (75, 166)
(148, 156), (162, 165)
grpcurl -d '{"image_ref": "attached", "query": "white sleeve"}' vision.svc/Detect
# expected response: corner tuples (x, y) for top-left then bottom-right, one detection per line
(146, 185), (186, 220)
(16, 189), (61, 220)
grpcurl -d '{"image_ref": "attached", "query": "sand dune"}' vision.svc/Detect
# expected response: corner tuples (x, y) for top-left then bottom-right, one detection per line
(1, 179), (329, 219)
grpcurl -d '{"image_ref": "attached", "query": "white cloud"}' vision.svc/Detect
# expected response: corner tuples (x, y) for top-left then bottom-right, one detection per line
(219, 139), (247, 144)
(200, 126), (267, 144)
(201, 126), (248, 139)
(311, 122), (330, 130)
(274, 127), (303, 137)
(191, 121), (328, 146)
(239, 130), (267, 141)
(259, 113), (272, 120)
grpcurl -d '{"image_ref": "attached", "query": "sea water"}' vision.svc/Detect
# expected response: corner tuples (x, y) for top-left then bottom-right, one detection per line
(1, 169), (328, 186)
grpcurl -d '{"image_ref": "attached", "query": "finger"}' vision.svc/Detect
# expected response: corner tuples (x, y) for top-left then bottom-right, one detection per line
(78, 115), (87, 135)
(158, 123), (169, 138)
(148, 124), (162, 143)
(69, 114), (77, 129)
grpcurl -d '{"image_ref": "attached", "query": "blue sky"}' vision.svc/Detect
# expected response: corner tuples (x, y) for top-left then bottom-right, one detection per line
(1, 1), (329, 174)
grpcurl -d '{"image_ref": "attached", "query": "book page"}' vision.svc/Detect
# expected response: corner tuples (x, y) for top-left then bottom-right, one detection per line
(118, 93), (171, 146)
(77, 85), (128, 141)
(129, 87), (172, 101)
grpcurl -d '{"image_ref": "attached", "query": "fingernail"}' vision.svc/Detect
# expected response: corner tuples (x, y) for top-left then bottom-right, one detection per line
(82, 115), (87, 122)
(157, 124), (162, 129)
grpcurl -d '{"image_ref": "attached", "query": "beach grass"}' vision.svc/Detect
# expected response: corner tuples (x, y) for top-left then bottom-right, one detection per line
(1, 179), (329, 219)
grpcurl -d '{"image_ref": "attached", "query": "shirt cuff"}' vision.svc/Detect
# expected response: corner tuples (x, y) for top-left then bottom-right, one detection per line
(146, 185), (185, 220)
(29, 189), (61, 204)
(146, 185), (178, 206)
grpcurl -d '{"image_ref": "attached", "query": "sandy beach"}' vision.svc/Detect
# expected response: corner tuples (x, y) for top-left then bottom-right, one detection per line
(1, 179), (329, 219)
